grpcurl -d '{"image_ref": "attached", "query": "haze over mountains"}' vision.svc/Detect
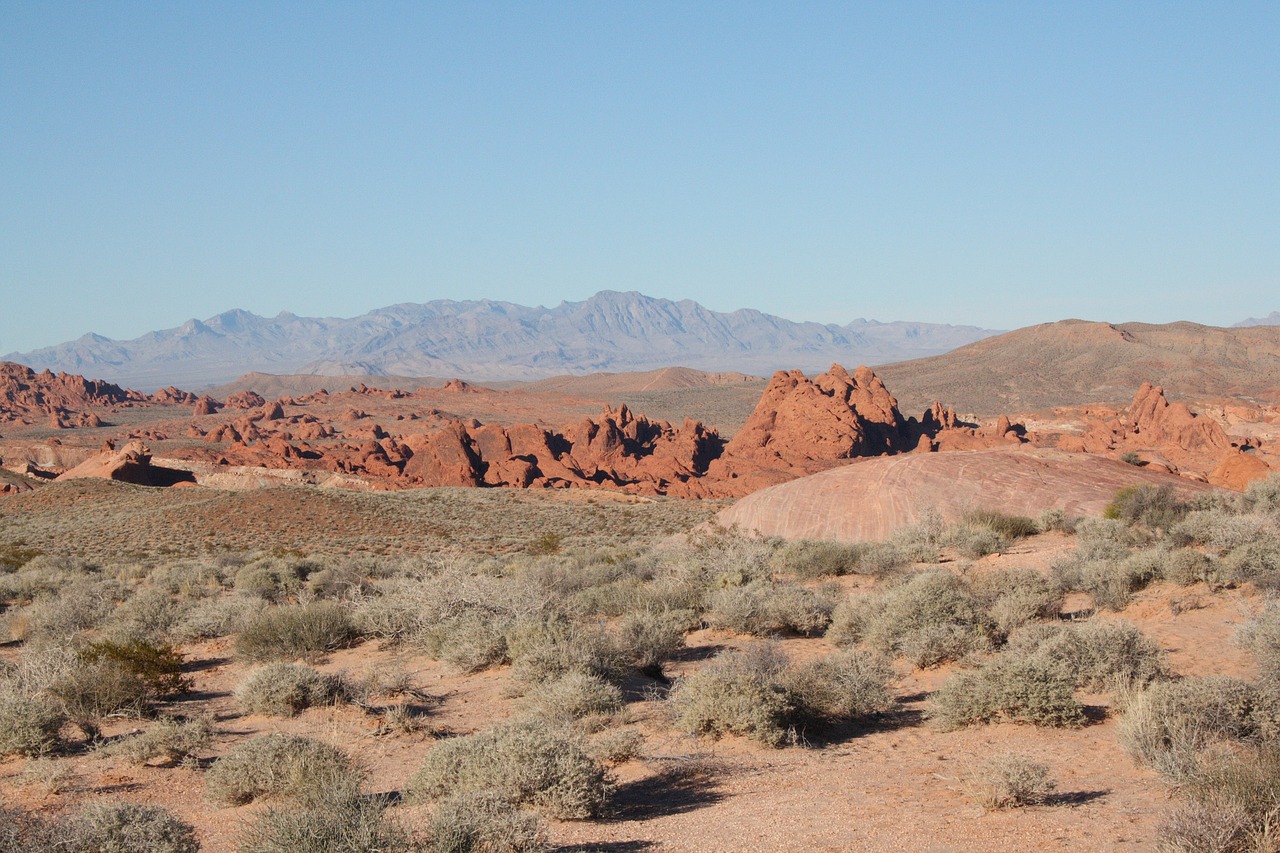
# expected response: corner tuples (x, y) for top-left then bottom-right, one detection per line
(4, 291), (998, 391)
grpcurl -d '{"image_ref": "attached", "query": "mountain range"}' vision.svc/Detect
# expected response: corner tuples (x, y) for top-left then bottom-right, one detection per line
(4, 291), (999, 390)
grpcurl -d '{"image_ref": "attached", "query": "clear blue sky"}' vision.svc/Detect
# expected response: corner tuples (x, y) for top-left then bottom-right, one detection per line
(2, 1), (1277, 353)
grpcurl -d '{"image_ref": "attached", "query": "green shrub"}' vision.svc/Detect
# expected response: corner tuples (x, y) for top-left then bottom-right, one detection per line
(781, 648), (895, 724)
(63, 802), (199, 853)
(1005, 619), (1167, 692)
(964, 752), (1057, 809)
(235, 558), (308, 601)
(205, 733), (359, 806)
(107, 588), (182, 643)
(1118, 676), (1274, 783)
(1172, 510), (1273, 555)
(425, 791), (549, 853)
(236, 602), (357, 662)
(1163, 548), (1219, 587)
(1238, 605), (1280, 695)
(1051, 546), (1165, 611)
(1243, 473), (1280, 514)
(1221, 539), (1280, 589)
(236, 663), (345, 717)
(1035, 508), (1077, 534)
(80, 639), (191, 695)
(931, 654), (1086, 730)
(172, 594), (265, 641)
(406, 718), (612, 819)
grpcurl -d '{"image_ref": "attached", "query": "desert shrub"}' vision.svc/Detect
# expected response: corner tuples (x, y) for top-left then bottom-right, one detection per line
(406, 718), (612, 819)
(1051, 546), (1166, 611)
(63, 802), (199, 853)
(239, 793), (412, 853)
(426, 790), (549, 853)
(305, 561), (375, 600)
(943, 523), (1006, 559)
(772, 539), (863, 579)
(781, 648), (895, 724)
(616, 607), (691, 676)
(235, 556), (311, 601)
(106, 587), (183, 643)
(235, 601), (357, 662)
(236, 662), (345, 717)
(1119, 676), (1275, 784)
(1238, 606), (1280, 694)
(964, 752), (1057, 809)
(1158, 745), (1280, 853)
(1073, 517), (1147, 558)
(1104, 484), (1188, 532)
(1243, 473), (1280, 514)
(0, 542), (41, 572)
(171, 594), (265, 641)
(931, 654), (1086, 730)
(522, 672), (623, 723)
(81, 639), (191, 695)
(706, 580), (834, 637)
(1036, 508), (1077, 534)
(424, 611), (513, 673)
(113, 714), (213, 766)
(669, 644), (893, 746)
(205, 733), (359, 806)
(587, 728), (644, 765)
(668, 644), (794, 747)
(1005, 619), (1167, 692)
(1163, 548), (1219, 587)
(1221, 539), (1280, 589)
(21, 580), (120, 640)
(824, 598), (865, 648)
(50, 657), (152, 733)
(1172, 509), (1274, 555)
(505, 617), (627, 686)
(969, 568), (1063, 638)
(853, 571), (994, 668)
(0, 685), (64, 756)
(964, 509), (1041, 540)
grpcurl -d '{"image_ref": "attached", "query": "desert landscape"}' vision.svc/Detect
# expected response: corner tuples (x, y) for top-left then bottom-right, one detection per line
(3, 312), (1280, 852)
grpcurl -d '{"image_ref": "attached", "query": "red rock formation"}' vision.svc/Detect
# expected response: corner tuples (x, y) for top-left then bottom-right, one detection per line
(192, 396), (221, 416)
(224, 390), (266, 410)
(0, 362), (142, 424)
(56, 440), (195, 486)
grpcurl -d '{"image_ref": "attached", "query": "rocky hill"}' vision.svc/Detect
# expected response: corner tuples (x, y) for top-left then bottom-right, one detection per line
(878, 320), (1280, 414)
(5, 291), (998, 390)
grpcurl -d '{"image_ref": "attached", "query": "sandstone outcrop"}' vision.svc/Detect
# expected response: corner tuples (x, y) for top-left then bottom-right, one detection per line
(56, 440), (196, 487)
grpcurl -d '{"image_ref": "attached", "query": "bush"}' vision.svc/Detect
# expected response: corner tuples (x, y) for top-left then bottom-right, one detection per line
(930, 655), (1085, 730)
(852, 571), (993, 668)
(706, 581), (834, 637)
(239, 793), (412, 853)
(505, 618), (627, 686)
(1003, 619), (1167, 693)
(113, 714), (213, 766)
(1119, 676), (1276, 783)
(772, 539), (863, 579)
(1104, 484), (1187, 531)
(616, 607), (690, 676)
(964, 752), (1057, 809)
(969, 568), (1063, 638)
(406, 718), (612, 819)
(426, 791), (549, 853)
(522, 672), (623, 723)
(669, 644), (893, 747)
(0, 686), (64, 756)
(107, 588), (182, 643)
(236, 602), (357, 662)
(1172, 510), (1273, 555)
(1051, 546), (1165, 611)
(1159, 745), (1280, 853)
(205, 733), (359, 806)
(1163, 548), (1218, 587)
(80, 639), (191, 696)
(781, 648), (895, 724)
(1221, 539), (1280, 589)
(62, 802), (199, 853)
(172, 594), (265, 641)
(236, 663), (345, 717)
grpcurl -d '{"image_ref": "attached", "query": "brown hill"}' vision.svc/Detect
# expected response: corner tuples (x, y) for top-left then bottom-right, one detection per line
(877, 320), (1280, 415)
(716, 447), (1217, 543)
(209, 371), (450, 400)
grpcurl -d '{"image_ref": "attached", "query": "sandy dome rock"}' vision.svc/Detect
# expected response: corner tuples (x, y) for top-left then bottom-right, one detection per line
(715, 446), (1217, 544)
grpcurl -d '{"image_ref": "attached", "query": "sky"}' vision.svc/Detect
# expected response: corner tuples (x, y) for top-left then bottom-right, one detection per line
(2, 1), (1277, 354)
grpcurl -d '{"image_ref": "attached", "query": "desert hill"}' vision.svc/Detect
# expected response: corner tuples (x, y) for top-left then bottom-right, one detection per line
(878, 319), (1280, 415)
(1236, 311), (1280, 327)
(4, 291), (998, 390)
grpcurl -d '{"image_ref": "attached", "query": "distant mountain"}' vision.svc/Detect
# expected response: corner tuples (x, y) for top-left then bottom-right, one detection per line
(877, 319), (1280, 414)
(1236, 312), (1280, 327)
(5, 291), (999, 390)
